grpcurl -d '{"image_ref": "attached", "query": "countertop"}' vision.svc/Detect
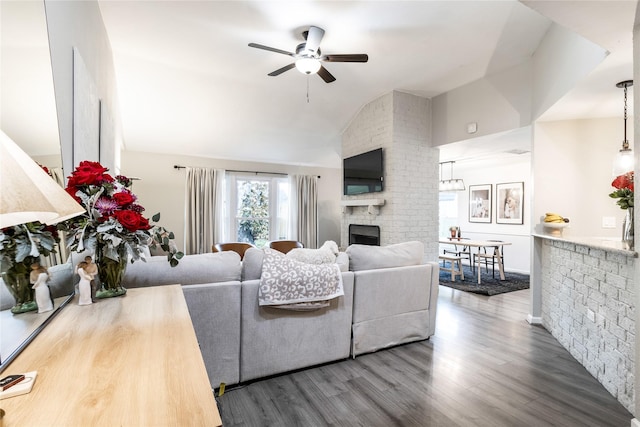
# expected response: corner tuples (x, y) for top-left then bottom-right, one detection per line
(532, 233), (638, 257)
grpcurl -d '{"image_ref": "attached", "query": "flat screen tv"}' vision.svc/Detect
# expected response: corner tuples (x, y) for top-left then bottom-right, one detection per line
(343, 148), (384, 195)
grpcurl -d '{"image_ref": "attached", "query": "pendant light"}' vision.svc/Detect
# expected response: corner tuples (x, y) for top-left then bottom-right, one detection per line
(613, 80), (634, 176)
(439, 161), (465, 192)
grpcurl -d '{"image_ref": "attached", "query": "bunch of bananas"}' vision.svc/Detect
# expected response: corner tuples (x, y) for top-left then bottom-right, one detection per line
(544, 213), (570, 223)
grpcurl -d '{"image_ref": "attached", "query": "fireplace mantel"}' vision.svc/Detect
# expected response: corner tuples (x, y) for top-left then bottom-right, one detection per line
(341, 198), (385, 215)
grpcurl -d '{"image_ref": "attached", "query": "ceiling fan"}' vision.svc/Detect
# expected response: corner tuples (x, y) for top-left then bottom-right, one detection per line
(248, 26), (368, 83)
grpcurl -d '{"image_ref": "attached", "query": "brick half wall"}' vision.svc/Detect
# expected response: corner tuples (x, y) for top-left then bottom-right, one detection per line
(540, 238), (635, 412)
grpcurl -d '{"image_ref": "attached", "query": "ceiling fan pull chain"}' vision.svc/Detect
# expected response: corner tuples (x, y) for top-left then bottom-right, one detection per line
(307, 76), (310, 103)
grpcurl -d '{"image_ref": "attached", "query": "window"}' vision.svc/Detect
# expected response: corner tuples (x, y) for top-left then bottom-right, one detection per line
(439, 192), (459, 237)
(226, 173), (290, 248)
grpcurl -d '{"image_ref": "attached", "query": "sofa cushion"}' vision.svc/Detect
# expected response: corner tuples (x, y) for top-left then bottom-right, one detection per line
(346, 241), (424, 271)
(243, 245), (348, 279)
(122, 251), (241, 287)
(336, 252), (349, 272)
(48, 261), (76, 298)
(242, 247), (264, 281)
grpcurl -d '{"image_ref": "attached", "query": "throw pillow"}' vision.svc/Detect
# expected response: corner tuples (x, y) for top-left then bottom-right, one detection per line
(287, 240), (338, 265)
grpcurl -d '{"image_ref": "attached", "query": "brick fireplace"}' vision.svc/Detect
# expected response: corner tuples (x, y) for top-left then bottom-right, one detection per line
(340, 91), (439, 261)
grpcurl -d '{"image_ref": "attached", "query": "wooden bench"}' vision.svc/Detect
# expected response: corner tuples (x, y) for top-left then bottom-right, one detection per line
(439, 254), (464, 282)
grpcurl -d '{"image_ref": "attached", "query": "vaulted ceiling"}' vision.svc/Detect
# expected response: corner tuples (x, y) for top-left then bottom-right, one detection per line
(2, 1), (637, 168)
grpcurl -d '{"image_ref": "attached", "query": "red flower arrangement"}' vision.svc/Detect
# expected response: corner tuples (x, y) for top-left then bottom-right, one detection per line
(609, 171), (634, 210)
(58, 161), (182, 296)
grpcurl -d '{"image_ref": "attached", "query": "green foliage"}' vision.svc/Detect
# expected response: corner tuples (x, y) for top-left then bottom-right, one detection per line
(147, 213), (184, 266)
(237, 181), (269, 244)
(609, 188), (634, 210)
(0, 222), (59, 271)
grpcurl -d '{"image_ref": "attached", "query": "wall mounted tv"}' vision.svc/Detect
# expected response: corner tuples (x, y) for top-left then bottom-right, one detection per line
(343, 148), (384, 195)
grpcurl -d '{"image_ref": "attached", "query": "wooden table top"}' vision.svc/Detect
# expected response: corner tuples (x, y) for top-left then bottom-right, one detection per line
(439, 238), (512, 247)
(0, 285), (222, 427)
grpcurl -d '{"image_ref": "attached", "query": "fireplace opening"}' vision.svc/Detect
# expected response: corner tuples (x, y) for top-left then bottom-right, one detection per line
(349, 224), (380, 246)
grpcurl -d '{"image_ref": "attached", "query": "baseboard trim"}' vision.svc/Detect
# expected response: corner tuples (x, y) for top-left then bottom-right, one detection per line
(631, 418), (640, 427)
(527, 314), (542, 325)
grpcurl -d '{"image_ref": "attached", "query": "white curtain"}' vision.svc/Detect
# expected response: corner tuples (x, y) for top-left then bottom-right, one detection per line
(290, 175), (318, 249)
(184, 168), (226, 255)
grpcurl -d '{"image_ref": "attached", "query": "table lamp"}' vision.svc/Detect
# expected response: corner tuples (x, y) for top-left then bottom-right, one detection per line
(0, 129), (85, 228)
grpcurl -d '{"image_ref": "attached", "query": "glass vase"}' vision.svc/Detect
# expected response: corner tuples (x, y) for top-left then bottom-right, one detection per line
(1, 260), (37, 314)
(95, 246), (128, 299)
(622, 207), (634, 250)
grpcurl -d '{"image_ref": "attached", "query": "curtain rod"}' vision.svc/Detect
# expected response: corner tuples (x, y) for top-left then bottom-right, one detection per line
(173, 165), (320, 178)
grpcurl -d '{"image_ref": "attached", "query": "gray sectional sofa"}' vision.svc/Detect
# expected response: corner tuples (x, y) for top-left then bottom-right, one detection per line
(2, 241), (439, 390)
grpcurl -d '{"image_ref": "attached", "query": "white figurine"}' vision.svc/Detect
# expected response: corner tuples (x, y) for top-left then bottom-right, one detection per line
(83, 256), (98, 301)
(31, 262), (53, 313)
(77, 261), (93, 306)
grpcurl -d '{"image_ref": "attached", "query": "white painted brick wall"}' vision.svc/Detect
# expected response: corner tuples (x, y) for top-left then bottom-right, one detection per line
(341, 91), (439, 261)
(540, 239), (635, 413)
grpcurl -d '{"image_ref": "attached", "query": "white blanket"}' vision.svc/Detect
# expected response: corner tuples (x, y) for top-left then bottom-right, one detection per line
(259, 248), (344, 311)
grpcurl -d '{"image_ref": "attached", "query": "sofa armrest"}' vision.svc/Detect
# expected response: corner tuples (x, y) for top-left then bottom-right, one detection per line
(352, 263), (434, 323)
(351, 262), (438, 356)
(182, 281), (242, 389)
(239, 272), (354, 382)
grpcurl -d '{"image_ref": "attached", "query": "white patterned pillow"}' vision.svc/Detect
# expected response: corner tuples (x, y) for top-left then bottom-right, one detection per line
(286, 240), (338, 265)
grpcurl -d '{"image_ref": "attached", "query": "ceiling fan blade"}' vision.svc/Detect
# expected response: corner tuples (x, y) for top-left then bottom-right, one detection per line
(304, 26), (325, 54)
(268, 63), (296, 76)
(248, 43), (294, 57)
(317, 65), (336, 83)
(322, 54), (369, 63)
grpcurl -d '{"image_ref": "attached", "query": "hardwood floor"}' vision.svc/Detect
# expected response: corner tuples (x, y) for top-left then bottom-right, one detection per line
(216, 286), (634, 426)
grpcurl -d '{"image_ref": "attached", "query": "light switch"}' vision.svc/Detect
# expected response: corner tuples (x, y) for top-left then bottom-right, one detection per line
(467, 122), (477, 134)
(602, 216), (616, 228)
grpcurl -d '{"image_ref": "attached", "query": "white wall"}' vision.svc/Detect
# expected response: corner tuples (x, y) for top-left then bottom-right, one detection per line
(442, 153), (532, 274)
(431, 22), (608, 147)
(121, 151), (342, 252)
(533, 118), (633, 239)
(531, 24), (608, 120)
(432, 61), (532, 146)
(45, 0), (122, 175)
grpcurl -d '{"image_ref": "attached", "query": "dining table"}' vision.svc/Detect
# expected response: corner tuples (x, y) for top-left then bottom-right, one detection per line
(439, 238), (512, 281)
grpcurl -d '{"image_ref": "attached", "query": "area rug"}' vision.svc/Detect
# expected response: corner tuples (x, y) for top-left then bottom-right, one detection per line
(438, 263), (529, 296)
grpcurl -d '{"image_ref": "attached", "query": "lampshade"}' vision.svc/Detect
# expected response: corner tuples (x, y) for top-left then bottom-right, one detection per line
(0, 129), (85, 228)
(613, 148), (634, 176)
(295, 57), (321, 75)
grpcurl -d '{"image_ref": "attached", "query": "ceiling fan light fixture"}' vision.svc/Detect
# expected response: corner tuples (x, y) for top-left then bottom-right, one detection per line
(295, 57), (321, 75)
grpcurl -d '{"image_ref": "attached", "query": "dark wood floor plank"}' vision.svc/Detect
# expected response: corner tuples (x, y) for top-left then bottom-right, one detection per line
(217, 286), (634, 426)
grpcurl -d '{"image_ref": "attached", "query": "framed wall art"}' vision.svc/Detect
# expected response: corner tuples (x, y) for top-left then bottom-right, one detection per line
(496, 182), (524, 224)
(469, 184), (492, 223)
